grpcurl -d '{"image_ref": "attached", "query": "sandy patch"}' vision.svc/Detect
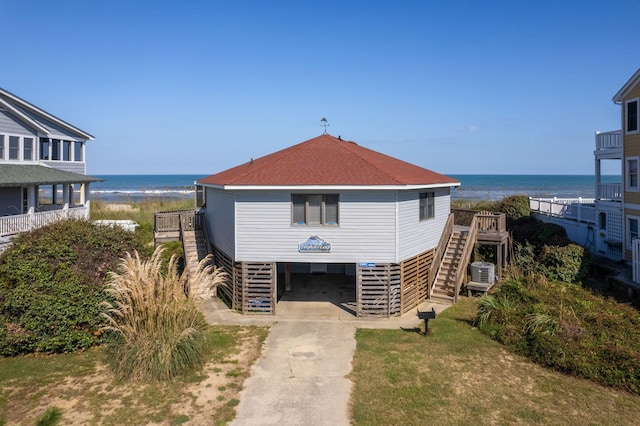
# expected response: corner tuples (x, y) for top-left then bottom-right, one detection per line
(103, 203), (140, 212)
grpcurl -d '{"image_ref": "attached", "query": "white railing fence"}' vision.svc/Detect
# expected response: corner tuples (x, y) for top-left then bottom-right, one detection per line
(0, 206), (89, 238)
(597, 183), (623, 201)
(529, 197), (596, 223)
(595, 130), (622, 151)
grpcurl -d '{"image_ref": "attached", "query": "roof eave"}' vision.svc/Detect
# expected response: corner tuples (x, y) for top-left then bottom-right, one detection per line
(613, 68), (640, 104)
(197, 182), (460, 191)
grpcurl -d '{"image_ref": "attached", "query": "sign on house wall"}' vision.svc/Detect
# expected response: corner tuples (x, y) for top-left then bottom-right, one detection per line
(298, 236), (331, 253)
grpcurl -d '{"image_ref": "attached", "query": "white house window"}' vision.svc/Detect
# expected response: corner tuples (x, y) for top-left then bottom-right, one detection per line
(628, 216), (640, 249)
(0, 134), (4, 160)
(23, 137), (33, 161)
(626, 98), (639, 134)
(419, 192), (435, 220)
(627, 157), (639, 192)
(39, 138), (50, 160)
(74, 141), (83, 161)
(51, 139), (60, 161)
(63, 141), (71, 161)
(8, 136), (19, 160)
(292, 194), (339, 225)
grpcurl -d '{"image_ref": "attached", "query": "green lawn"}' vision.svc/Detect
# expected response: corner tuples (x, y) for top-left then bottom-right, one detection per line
(350, 298), (640, 425)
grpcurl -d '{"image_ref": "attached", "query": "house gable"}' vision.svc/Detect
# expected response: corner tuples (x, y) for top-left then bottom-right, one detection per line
(0, 88), (94, 140)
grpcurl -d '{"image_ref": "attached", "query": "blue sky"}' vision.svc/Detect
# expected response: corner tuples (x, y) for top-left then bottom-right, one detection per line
(2, 1), (638, 175)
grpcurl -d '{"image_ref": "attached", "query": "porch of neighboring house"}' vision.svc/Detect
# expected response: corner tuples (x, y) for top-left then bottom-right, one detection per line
(529, 130), (624, 262)
(0, 183), (92, 252)
(154, 208), (510, 317)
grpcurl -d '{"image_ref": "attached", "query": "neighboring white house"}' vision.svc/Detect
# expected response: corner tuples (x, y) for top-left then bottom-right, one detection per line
(529, 71), (636, 265)
(196, 133), (460, 316)
(0, 87), (101, 245)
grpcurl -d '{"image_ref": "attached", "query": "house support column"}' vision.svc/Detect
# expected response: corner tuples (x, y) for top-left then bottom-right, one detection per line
(52, 184), (57, 205)
(595, 158), (601, 199)
(285, 262), (291, 291)
(27, 186), (37, 214)
(62, 184), (70, 210)
(82, 183), (90, 212)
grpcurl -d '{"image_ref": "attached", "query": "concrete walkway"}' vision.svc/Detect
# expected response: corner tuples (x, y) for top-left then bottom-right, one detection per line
(229, 320), (356, 426)
(202, 284), (450, 426)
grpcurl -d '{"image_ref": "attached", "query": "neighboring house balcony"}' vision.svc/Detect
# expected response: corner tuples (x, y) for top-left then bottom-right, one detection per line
(594, 130), (622, 159)
(597, 183), (623, 202)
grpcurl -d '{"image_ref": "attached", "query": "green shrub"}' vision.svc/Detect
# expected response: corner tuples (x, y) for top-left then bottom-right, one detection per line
(0, 220), (146, 355)
(476, 277), (640, 395)
(498, 195), (530, 220)
(539, 244), (591, 284)
(100, 247), (226, 381)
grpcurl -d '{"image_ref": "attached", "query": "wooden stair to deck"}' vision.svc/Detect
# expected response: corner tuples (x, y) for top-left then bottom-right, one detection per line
(431, 227), (469, 303)
(182, 228), (209, 298)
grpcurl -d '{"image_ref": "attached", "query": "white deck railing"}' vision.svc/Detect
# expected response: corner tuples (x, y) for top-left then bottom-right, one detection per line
(529, 197), (596, 224)
(0, 206), (89, 238)
(595, 130), (622, 151)
(597, 183), (623, 201)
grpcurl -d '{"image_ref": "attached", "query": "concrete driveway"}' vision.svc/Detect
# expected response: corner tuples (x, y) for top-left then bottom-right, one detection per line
(229, 320), (355, 426)
(202, 278), (450, 426)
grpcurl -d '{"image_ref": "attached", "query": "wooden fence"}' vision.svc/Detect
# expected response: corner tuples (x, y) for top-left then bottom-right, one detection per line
(356, 263), (401, 317)
(401, 250), (433, 314)
(241, 262), (276, 315)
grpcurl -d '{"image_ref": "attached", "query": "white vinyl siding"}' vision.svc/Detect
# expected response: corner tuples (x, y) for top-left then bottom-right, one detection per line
(205, 188), (236, 259)
(398, 188), (450, 260)
(0, 110), (37, 135)
(235, 190), (397, 263)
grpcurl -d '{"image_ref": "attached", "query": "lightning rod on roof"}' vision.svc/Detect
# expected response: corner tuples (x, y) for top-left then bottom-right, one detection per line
(321, 117), (329, 134)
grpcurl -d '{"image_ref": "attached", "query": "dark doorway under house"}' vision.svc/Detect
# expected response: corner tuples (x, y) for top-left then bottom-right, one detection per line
(276, 263), (357, 317)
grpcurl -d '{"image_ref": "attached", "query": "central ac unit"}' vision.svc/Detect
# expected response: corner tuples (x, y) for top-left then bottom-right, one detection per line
(470, 262), (495, 284)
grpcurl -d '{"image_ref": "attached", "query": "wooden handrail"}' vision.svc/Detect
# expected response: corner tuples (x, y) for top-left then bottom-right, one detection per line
(429, 213), (453, 294)
(454, 215), (478, 303)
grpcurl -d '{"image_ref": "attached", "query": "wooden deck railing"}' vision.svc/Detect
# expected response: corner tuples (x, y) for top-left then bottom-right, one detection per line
(154, 209), (203, 233)
(0, 206), (89, 238)
(429, 213), (453, 294)
(475, 211), (506, 234)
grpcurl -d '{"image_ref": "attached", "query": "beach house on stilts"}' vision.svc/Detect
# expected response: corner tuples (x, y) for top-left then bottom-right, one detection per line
(0, 88), (101, 251)
(195, 132), (467, 316)
(155, 132), (513, 316)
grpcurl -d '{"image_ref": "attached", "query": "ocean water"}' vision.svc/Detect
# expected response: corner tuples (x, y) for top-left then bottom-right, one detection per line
(90, 174), (619, 202)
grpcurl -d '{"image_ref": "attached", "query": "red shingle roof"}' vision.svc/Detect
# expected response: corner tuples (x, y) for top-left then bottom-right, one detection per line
(197, 134), (459, 187)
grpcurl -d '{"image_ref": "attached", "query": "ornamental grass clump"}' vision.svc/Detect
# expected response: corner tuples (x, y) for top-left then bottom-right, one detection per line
(100, 247), (226, 381)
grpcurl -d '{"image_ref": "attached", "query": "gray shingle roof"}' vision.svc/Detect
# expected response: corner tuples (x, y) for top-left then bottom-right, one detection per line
(0, 164), (103, 187)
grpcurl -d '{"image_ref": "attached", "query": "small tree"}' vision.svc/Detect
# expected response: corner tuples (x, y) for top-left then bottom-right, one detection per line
(100, 247), (226, 381)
